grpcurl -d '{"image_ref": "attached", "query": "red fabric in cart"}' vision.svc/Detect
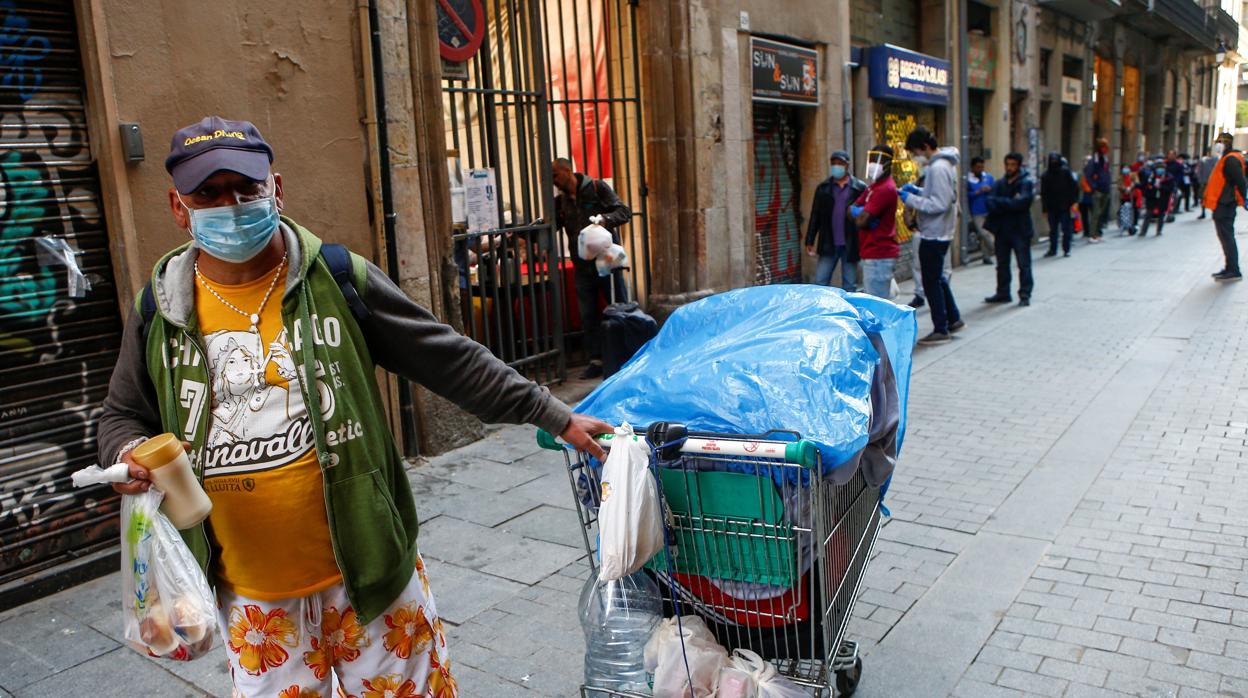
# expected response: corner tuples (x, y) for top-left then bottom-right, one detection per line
(670, 571), (810, 628)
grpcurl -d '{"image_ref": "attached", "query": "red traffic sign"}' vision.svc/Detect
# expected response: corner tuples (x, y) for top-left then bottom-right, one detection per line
(437, 0), (486, 63)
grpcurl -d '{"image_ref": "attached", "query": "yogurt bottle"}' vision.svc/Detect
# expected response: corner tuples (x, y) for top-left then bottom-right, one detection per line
(130, 434), (212, 529)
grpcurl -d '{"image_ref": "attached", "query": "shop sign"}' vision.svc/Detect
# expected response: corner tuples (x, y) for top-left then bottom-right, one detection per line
(1061, 76), (1082, 106)
(750, 37), (819, 106)
(867, 44), (950, 107)
(967, 34), (996, 90)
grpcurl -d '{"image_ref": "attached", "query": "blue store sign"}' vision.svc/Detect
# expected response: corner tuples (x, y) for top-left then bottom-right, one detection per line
(867, 44), (951, 107)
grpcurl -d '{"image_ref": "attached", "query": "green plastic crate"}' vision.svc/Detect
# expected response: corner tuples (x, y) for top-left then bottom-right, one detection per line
(645, 468), (795, 587)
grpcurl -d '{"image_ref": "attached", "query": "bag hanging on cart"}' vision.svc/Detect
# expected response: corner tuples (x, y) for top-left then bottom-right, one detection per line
(597, 424), (664, 581)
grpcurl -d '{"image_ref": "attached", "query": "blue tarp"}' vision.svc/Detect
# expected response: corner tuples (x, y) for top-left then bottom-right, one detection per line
(575, 286), (917, 476)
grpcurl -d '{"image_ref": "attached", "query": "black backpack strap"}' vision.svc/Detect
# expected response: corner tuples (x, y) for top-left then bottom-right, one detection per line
(139, 281), (157, 339)
(320, 243), (371, 322)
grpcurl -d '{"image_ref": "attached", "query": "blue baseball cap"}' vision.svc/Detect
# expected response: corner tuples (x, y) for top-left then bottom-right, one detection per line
(164, 116), (274, 194)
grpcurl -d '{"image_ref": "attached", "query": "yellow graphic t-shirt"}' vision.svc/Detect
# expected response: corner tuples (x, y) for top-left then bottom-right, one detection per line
(195, 264), (341, 599)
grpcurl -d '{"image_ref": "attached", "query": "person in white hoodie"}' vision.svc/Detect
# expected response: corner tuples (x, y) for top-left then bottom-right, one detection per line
(900, 126), (964, 345)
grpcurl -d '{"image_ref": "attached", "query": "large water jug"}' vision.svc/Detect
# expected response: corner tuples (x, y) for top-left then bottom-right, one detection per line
(580, 570), (663, 696)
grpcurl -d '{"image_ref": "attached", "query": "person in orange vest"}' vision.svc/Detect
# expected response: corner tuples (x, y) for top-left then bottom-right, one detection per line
(1203, 132), (1247, 281)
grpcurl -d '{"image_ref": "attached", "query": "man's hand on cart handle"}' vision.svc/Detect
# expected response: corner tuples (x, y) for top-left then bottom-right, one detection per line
(561, 413), (612, 461)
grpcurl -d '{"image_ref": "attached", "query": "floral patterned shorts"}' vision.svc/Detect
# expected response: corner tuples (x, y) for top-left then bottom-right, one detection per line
(219, 554), (457, 698)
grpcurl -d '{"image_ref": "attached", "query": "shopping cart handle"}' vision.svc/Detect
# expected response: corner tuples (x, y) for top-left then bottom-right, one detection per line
(537, 426), (819, 468)
(536, 428), (561, 450)
(535, 429), (625, 451)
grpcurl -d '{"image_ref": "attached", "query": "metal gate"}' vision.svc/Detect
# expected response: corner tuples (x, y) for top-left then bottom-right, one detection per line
(753, 104), (802, 284)
(0, 0), (125, 603)
(442, 0), (648, 382)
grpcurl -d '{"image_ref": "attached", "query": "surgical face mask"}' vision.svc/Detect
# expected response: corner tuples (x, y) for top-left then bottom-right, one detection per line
(182, 195), (280, 263)
(1155, 168), (1165, 177)
(829, 164), (847, 179)
(865, 151), (890, 182)
(1121, 167), (1131, 176)
(1214, 143), (1226, 157)
(911, 153), (929, 168)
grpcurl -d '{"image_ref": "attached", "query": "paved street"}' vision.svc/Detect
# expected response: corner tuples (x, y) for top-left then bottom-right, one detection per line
(2, 208), (1247, 697)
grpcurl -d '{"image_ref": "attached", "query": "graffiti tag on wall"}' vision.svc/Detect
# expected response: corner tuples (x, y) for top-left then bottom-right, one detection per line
(0, 0), (124, 589)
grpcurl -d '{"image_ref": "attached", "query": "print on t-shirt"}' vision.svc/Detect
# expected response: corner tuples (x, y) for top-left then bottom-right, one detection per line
(202, 327), (332, 477)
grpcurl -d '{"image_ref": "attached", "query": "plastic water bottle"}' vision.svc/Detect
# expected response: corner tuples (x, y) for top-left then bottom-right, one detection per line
(580, 570), (663, 696)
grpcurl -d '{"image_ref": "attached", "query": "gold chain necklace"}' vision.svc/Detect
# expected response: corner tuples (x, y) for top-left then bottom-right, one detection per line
(195, 255), (288, 389)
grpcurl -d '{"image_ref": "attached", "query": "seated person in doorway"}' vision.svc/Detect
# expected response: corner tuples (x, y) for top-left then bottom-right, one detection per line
(552, 157), (632, 379)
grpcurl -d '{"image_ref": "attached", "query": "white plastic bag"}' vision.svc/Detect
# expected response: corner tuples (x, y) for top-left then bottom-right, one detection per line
(728, 649), (808, 698)
(121, 489), (217, 661)
(597, 424), (663, 581)
(578, 222), (614, 261)
(595, 243), (630, 277)
(714, 666), (757, 698)
(644, 616), (730, 697)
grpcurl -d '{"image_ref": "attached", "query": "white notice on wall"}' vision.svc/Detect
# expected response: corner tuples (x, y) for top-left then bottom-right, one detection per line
(465, 168), (500, 234)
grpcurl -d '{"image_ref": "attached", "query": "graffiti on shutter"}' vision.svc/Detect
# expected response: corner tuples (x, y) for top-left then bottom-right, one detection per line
(753, 104), (802, 285)
(0, 0), (125, 596)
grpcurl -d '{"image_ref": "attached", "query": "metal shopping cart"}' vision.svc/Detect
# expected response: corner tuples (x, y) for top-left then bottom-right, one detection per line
(539, 421), (881, 697)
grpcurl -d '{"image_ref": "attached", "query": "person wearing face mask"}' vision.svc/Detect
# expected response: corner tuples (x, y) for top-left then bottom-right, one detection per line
(805, 150), (866, 290)
(1139, 160), (1176, 237)
(1203, 133), (1247, 281)
(850, 145), (902, 298)
(899, 126), (964, 345)
(1082, 138), (1112, 242)
(1198, 146), (1221, 220)
(96, 116), (611, 698)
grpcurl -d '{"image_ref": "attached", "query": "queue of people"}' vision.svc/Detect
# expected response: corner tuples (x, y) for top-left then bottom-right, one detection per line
(807, 130), (1245, 349)
(805, 127), (964, 346)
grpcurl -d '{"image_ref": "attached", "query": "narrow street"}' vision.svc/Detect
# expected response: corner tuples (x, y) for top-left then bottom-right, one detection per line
(2, 209), (1247, 697)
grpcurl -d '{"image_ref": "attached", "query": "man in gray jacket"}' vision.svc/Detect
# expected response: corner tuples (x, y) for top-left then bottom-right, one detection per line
(900, 126), (964, 345)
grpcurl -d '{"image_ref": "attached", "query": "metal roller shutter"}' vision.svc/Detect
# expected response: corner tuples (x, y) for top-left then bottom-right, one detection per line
(753, 104), (802, 285)
(0, 0), (125, 605)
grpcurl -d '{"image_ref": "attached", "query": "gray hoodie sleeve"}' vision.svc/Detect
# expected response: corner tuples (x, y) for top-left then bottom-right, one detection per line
(358, 262), (573, 436)
(906, 159), (958, 216)
(96, 305), (163, 466)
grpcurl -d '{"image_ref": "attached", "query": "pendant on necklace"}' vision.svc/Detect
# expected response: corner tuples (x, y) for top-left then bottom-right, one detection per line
(249, 313), (260, 334)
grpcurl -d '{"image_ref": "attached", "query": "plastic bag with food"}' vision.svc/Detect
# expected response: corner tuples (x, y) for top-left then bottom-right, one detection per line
(121, 488), (216, 660)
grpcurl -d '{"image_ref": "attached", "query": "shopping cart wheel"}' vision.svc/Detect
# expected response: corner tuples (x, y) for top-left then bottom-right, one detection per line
(834, 656), (863, 696)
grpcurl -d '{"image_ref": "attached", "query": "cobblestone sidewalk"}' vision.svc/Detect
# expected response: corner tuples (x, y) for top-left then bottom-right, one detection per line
(2, 210), (1246, 698)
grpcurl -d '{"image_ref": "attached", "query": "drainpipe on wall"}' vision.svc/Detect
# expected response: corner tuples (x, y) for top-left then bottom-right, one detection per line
(957, 0), (971, 266)
(360, 0), (421, 455)
(843, 61), (854, 166)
